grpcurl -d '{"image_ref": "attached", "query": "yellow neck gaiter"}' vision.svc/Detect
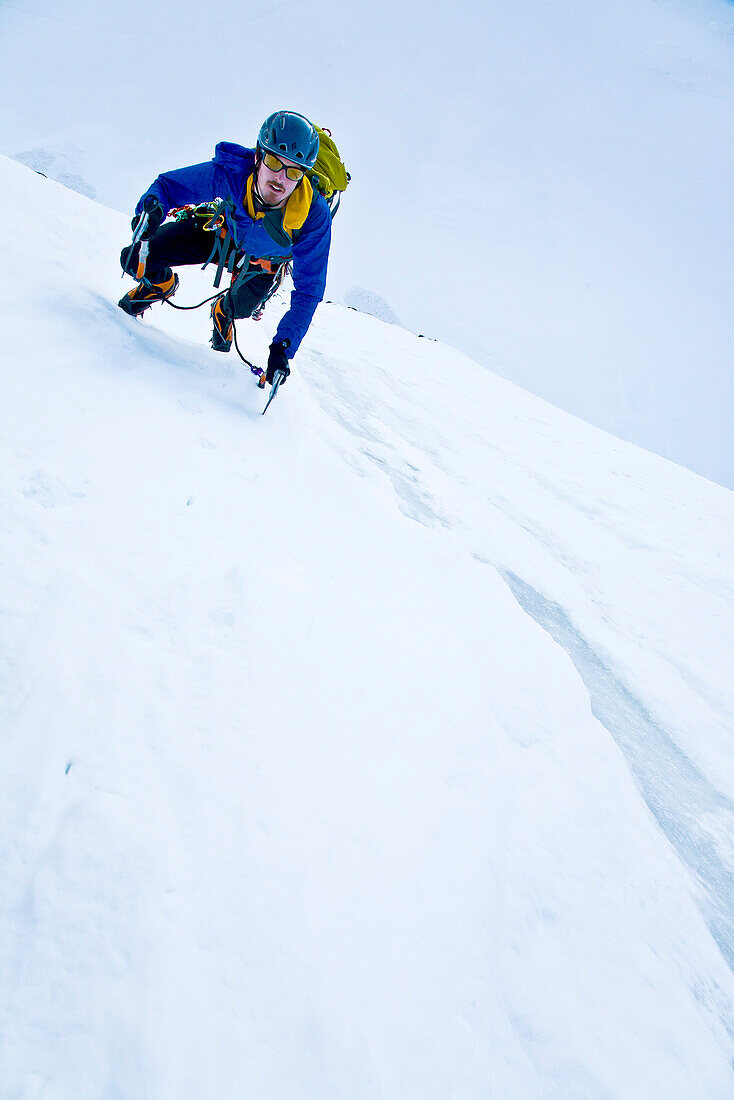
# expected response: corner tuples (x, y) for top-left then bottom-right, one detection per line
(245, 173), (313, 240)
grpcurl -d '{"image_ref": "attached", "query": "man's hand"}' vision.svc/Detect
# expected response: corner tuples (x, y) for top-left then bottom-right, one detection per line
(131, 196), (164, 241)
(266, 340), (291, 384)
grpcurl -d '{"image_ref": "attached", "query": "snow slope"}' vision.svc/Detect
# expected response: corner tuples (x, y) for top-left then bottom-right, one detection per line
(1, 157), (733, 1098)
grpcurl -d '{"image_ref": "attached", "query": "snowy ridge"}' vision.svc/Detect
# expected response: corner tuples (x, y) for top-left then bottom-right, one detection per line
(1, 156), (734, 1098)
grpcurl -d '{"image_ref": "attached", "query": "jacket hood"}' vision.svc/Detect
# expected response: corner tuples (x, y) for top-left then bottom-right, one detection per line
(213, 142), (256, 169)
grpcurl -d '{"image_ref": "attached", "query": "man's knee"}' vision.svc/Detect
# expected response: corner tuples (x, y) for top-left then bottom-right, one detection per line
(120, 243), (139, 277)
(120, 236), (172, 284)
(228, 275), (276, 319)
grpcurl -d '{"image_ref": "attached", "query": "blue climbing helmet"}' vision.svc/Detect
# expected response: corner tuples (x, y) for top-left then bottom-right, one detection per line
(257, 111), (320, 170)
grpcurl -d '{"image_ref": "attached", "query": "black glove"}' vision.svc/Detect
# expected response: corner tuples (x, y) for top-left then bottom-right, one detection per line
(131, 196), (164, 241)
(266, 339), (291, 384)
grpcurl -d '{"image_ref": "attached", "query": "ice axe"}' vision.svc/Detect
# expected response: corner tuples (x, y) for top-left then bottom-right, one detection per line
(262, 369), (287, 415)
(121, 195), (161, 280)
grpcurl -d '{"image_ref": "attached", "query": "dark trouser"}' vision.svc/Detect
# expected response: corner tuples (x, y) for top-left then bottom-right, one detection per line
(120, 216), (279, 319)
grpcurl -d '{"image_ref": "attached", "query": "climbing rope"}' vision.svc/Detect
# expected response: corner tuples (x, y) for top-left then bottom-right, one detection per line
(162, 293), (265, 381)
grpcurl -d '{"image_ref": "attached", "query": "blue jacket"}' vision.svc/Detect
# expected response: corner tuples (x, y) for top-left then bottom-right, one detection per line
(136, 142), (332, 357)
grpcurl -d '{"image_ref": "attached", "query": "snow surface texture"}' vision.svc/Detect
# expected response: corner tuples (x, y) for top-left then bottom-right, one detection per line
(0, 0), (732, 488)
(2, 156), (734, 1098)
(342, 288), (401, 327)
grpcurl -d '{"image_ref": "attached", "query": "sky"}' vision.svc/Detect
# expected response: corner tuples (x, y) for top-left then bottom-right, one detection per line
(1, 151), (733, 1095)
(0, 0), (732, 487)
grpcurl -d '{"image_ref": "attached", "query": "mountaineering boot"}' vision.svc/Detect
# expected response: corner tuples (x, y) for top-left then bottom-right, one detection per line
(211, 296), (234, 352)
(118, 272), (179, 318)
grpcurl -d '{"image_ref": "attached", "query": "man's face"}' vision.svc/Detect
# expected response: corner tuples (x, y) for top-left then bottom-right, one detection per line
(256, 151), (303, 207)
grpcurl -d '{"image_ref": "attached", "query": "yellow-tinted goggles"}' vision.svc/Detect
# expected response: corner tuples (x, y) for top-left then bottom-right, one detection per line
(262, 152), (306, 181)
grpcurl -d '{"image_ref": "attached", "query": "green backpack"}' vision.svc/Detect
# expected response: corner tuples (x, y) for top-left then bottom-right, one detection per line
(309, 126), (350, 216)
